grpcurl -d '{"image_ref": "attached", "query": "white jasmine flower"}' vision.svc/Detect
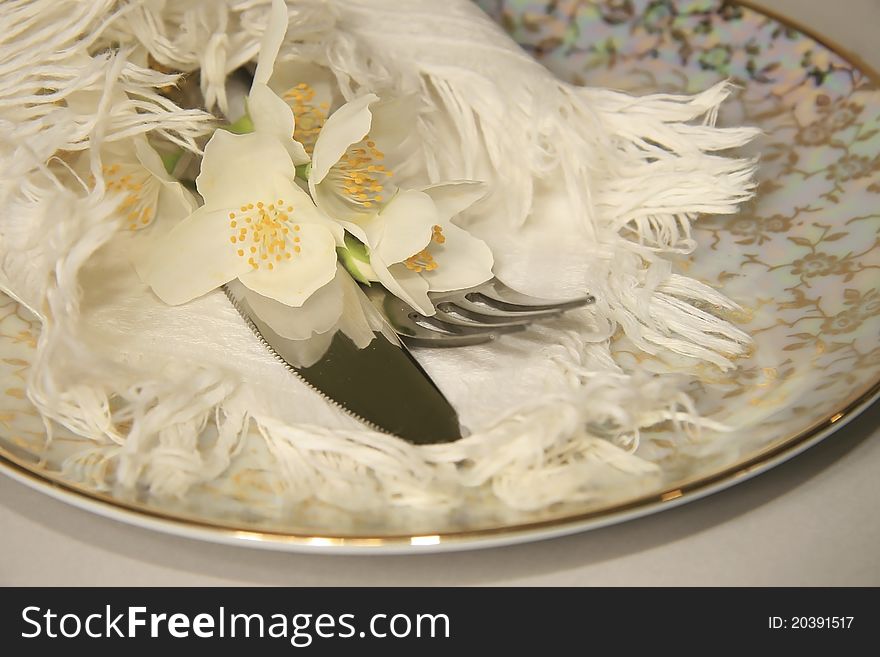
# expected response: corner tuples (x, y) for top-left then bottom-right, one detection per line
(308, 93), (419, 224)
(241, 0), (312, 166)
(136, 130), (343, 308)
(342, 182), (494, 315)
(238, 0), (416, 225)
(93, 136), (196, 231)
(271, 62), (339, 157)
(67, 82), (195, 233)
(243, 0), (345, 159)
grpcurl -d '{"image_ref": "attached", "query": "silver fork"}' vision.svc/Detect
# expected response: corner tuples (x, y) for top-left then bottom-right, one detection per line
(366, 279), (595, 347)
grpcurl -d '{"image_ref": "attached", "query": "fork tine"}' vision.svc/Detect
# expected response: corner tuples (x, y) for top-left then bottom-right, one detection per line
(409, 310), (524, 337)
(453, 278), (595, 312)
(404, 314), (525, 348)
(435, 300), (563, 326)
(404, 329), (523, 348)
(365, 285), (524, 347)
(365, 277), (595, 348)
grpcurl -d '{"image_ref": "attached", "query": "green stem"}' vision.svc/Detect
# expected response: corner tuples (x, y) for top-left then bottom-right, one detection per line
(224, 113), (254, 134)
(336, 232), (374, 285)
(160, 150), (183, 175)
(295, 162), (312, 181)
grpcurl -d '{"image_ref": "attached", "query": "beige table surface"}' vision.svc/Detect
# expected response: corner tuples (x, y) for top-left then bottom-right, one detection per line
(2, 0), (879, 586)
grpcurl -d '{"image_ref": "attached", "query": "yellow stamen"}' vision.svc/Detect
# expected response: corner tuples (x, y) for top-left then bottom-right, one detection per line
(326, 134), (394, 211)
(229, 200), (302, 267)
(405, 246), (440, 273)
(98, 162), (157, 231)
(281, 83), (328, 155)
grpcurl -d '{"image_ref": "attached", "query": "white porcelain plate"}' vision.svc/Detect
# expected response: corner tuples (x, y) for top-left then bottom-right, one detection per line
(2, 0), (879, 553)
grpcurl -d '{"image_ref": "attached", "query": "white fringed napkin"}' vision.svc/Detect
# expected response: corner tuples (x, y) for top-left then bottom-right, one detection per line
(0, 0), (757, 513)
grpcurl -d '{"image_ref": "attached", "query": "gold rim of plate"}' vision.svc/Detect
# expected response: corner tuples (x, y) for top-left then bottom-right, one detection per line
(1, 0), (879, 550)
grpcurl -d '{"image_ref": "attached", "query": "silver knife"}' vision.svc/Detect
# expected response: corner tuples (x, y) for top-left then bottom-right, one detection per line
(223, 276), (463, 444)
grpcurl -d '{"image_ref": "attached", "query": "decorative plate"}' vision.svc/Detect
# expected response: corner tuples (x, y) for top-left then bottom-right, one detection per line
(1, 0), (878, 553)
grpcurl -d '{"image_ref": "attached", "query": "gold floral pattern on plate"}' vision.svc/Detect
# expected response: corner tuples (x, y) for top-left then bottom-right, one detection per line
(1, 0), (879, 549)
(489, 0), (880, 463)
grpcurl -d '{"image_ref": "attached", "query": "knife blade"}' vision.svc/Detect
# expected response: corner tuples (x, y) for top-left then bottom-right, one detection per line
(223, 276), (463, 444)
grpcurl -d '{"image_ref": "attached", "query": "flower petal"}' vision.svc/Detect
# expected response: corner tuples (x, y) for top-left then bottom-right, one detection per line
(248, 82), (310, 165)
(278, 190), (345, 245)
(311, 181), (365, 227)
(308, 93), (378, 186)
(277, 330), (335, 368)
(371, 256), (434, 316)
(421, 181), (487, 222)
(253, 0), (288, 85)
(238, 223), (338, 306)
(370, 189), (437, 264)
(259, 182), (345, 244)
(420, 221), (494, 292)
(153, 176), (196, 230)
(336, 220), (369, 245)
(132, 137), (171, 182)
(269, 61), (339, 113)
(335, 268), (382, 348)
(138, 206), (252, 305)
(133, 137), (198, 216)
(233, 278), (336, 368)
(196, 130), (297, 210)
(240, 268), (344, 340)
